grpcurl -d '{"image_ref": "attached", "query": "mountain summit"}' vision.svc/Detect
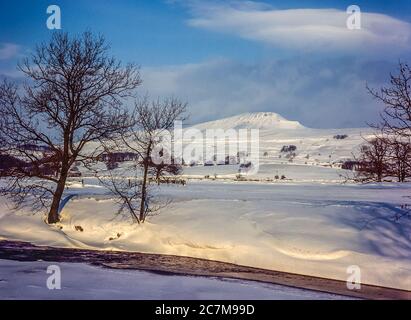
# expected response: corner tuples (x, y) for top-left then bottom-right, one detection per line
(193, 112), (305, 130)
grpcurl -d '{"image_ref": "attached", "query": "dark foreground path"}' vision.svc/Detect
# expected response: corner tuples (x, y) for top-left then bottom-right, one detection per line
(0, 240), (409, 300)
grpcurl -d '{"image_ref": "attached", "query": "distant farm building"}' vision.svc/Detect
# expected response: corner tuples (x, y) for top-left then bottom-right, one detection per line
(99, 152), (138, 163)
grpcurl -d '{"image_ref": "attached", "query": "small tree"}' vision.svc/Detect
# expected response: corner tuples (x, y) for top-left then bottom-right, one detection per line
(118, 97), (187, 222)
(355, 136), (390, 182)
(0, 32), (141, 223)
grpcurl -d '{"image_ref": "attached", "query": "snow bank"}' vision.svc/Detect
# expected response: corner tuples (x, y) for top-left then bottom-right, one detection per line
(1, 181), (410, 291)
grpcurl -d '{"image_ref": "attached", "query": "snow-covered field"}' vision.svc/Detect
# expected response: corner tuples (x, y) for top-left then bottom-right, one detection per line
(0, 112), (410, 295)
(0, 259), (351, 300)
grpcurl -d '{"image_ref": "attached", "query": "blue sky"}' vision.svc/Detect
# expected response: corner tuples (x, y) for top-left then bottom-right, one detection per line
(1, 0), (411, 128)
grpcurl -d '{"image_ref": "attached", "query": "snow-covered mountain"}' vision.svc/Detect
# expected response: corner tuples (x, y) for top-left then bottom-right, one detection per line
(193, 112), (305, 131)
(188, 112), (373, 167)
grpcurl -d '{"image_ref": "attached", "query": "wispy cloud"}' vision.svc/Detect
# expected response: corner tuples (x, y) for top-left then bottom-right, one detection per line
(0, 43), (20, 60)
(184, 1), (411, 55)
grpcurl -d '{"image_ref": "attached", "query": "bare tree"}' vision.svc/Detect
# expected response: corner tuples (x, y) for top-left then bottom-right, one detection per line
(0, 32), (141, 223)
(118, 97), (187, 222)
(358, 62), (411, 224)
(355, 135), (390, 182)
(97, 166), (171, 224)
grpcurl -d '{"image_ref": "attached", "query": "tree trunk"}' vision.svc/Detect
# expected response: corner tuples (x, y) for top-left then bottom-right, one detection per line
(377, 172), (382, 182)
(139, 162), (149, 222)
(47, 174), (67, 224)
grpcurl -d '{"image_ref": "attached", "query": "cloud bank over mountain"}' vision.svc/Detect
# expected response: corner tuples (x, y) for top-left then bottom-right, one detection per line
(142, 57), (393, 129)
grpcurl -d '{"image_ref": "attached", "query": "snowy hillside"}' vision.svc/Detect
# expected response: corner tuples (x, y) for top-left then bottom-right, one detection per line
(185, 112), (373, 172)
